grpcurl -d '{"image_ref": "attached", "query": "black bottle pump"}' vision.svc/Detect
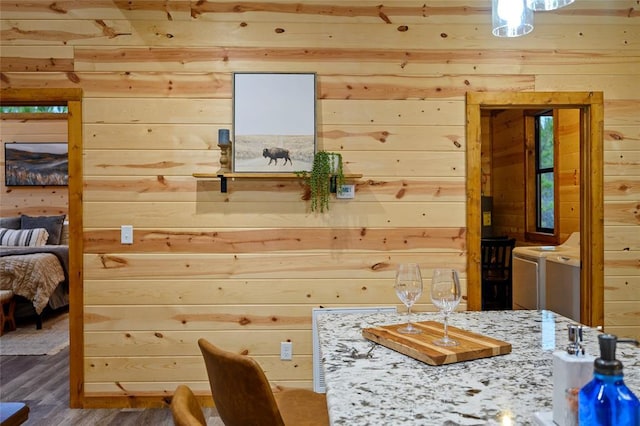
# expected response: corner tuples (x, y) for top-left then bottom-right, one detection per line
(593, 334), (623, 376)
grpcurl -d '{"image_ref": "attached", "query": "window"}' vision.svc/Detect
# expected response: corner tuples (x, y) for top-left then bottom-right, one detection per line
(535, 113), (554, 233)
(525, 110), (557, 243)
(0, 106), (67, 113)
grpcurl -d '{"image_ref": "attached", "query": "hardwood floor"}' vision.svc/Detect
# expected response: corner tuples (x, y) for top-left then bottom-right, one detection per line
(0, 347), (222, 425)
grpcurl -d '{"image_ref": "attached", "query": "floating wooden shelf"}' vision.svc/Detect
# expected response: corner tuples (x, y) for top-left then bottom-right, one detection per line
(193, 172), (363, 193)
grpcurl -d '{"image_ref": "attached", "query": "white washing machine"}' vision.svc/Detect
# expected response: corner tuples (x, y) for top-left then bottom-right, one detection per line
(512, 232), (580, 311)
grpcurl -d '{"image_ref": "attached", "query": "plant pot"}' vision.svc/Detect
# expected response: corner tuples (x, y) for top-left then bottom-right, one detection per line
(295, 151), (345, 212)
(328, 153), (341, 174)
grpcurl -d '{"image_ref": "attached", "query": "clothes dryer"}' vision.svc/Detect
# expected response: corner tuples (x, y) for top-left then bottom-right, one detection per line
(545, 249), (581, 322)
(511, 233), (580, 311)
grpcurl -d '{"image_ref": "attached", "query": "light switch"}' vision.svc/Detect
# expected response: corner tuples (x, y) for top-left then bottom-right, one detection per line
(483, 211), (492, 226)
(121, 225), (133, 244)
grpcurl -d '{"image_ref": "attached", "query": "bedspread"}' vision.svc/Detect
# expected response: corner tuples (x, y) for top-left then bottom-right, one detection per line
(0, 253), (65, 314)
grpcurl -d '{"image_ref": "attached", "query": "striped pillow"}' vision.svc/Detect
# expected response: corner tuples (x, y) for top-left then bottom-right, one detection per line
(0, 228), (49, 247)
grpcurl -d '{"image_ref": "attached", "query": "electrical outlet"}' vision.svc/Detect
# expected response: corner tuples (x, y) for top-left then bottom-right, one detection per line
(280, 341), (293, 361)
(121, 225), (133, 244)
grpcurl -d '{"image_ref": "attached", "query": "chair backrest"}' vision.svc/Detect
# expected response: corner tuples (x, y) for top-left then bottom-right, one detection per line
(481, 238), (516, 279)
(198, 338), (285, 426)
(171, 384), (207, 426)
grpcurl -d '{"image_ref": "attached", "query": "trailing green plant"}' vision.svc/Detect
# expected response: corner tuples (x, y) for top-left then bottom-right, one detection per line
(295, 151), (345, 212)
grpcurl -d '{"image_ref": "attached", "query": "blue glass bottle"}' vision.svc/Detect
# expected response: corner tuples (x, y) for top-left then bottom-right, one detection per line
(578, 334), (640, 426)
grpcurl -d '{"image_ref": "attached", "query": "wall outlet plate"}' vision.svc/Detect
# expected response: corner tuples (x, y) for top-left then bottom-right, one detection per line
(336, 184), (355, 199)
(280, 341), (293, 360)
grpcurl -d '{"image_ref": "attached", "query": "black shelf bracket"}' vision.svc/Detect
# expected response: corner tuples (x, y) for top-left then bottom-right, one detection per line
(218, 175), (227, 193)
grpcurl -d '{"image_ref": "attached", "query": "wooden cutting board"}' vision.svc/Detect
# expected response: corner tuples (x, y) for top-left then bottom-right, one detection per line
(362, 321), (511, 366)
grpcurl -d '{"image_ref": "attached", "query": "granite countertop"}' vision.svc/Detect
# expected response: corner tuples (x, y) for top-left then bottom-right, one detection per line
(316, 310), (640, 425)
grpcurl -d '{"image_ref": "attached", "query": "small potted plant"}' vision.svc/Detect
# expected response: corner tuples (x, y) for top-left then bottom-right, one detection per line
(296, 151), (345, 212)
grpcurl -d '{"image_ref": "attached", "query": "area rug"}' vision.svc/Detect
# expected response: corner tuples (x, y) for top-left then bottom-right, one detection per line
(0, 312), (69, 355)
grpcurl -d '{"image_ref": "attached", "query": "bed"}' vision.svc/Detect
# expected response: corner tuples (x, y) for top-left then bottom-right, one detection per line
(0, 215), (69, 328)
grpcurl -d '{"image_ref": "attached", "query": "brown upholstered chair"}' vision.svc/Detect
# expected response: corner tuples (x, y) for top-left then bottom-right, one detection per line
(171, 384), (207, 426)
(198, 338), (329, 426)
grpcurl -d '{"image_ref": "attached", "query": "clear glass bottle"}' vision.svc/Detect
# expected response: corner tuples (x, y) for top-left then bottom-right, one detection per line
(578, 334), (640, 426)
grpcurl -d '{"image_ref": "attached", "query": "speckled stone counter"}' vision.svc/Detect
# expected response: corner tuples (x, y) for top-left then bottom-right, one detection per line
(316, 310), (640, 425)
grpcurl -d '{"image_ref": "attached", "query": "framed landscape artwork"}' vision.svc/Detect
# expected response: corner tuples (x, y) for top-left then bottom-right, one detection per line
(232, 72), (316, 173)
(4, 142), (68, 186)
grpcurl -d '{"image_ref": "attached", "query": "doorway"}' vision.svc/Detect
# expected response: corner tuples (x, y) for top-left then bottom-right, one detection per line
(465, 92), (604, 328)
(1, 88), (84, 407)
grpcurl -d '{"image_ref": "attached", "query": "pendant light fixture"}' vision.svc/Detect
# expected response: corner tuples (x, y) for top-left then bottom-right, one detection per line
(527, 0), (575, 11)
(492, 0), (534, 37)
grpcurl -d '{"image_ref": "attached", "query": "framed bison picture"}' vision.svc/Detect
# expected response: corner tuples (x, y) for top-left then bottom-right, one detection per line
(232, 72), (316, 173)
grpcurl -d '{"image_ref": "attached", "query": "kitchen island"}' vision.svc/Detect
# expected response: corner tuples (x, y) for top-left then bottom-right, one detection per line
(315, 310), (640, 425)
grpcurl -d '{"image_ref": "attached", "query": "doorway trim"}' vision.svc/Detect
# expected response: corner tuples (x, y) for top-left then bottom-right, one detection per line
(465, 91), (604, 327)
(1, 88), (84, 407)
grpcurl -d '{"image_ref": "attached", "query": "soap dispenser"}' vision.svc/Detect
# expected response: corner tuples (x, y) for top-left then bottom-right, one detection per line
(578, 333), (640, 425)
(552, 324), (594, 426)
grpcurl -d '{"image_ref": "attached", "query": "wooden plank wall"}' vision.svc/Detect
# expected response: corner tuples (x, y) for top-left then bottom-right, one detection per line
(557, 109), (581, 241)
(0, 117), (68, 217)
(1, 0), (638, 403)
(490, 109), (527, 240)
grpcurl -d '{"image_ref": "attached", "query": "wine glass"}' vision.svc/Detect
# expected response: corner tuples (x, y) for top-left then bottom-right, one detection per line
(430, 268), (462, 346)
(394, 263), (423, 334)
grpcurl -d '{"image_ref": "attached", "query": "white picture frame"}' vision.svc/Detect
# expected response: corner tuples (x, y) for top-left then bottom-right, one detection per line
(232, 72), (316, 173)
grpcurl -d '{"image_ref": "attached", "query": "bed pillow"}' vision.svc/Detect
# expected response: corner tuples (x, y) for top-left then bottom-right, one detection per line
(21, 214), (66, 245)
(0, 227), (49, 247)
(0, 216), (21, 229)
